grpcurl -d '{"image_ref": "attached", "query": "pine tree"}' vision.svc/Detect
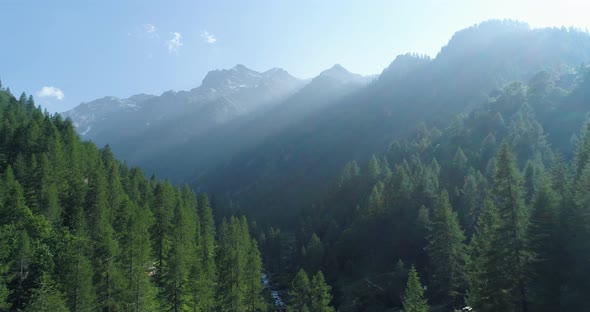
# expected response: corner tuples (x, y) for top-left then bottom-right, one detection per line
(402, 266), (428, 312)
(12, 153), (27, 183)
(382, 156), (393, 177)
(101, 145), (126, 234)
(523, 160), (542, 206)
(0, 167), (30, 225)
(466, 199), (502, 311)
(244, 239), (265, 312)
(451, 147), (469, 188)
(461, 169), (487, 234)
(387, 164), (415, 259)
(58, 220), (97, 312)
(575, 123), (590, 178)
(181, 186), (202, 312)
(216, 219), (233, 310)
(24, 154), (41, 214)
(0, 228), (11, 311)
(86, 164), (124, 311)
(288, 269), (311, 312)
(480, 133), (497, 173)
(236, 216), (251, 305)
(160, 195), (193, 312)
(492, 144), (531, 311)
(427, 190), (468, 308)
(310, 271), (334, 312)
(24, 274), (68, 312)
(8, 229), (34, 309)
(414, 158), (439, 208)
(151, 182), (174, 285)
(197, 193), (216, 311)
(1, 169), (38, 310)
(39, 154), (61, 226)
(368, 154), (382, 181)
(216, 216), (251, 311)
(528, 177), (561, 311)
(414, 205), (431, 271)
(339, 161), (361, 187)
(59, 122), (85, 231)
(367, 181), (385, 216)
(121, 200), (157, 312)
(566, 145), (590, 307)
(304, 233), (324, 275)
(390, 260), (409, 307)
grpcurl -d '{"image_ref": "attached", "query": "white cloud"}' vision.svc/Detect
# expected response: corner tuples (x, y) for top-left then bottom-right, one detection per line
(200, 30), (217, 44)
(36, 86), (64, 100)
(143, 23), (157, 33)
(140, 23), (159, 39)
(166, 32), (183, 53)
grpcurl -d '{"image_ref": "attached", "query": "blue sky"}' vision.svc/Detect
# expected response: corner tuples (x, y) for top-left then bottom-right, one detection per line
(1, 0), (589, 113)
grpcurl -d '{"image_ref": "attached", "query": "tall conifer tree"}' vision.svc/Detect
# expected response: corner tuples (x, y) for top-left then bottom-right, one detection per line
(402, 266), (428, 312)
(492, 144), (531, 312)
(427, 190), (468, 308)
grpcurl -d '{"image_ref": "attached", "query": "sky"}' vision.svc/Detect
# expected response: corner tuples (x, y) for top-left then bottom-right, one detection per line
(1, 0), (589, 113)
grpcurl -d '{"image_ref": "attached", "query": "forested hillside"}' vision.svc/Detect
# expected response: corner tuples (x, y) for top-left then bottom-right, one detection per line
(0, 86), (268, 311)
(287, 67), (590, 311)
(4, 18), (590, 312)
(199, 21), (590, 224)
(61, 21), (590, 228)
(64, 64), (372, 185)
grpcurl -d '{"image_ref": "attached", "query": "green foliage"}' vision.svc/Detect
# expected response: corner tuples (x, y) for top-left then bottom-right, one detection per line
(3, 41), (590, 312)
(57, 225), (97, 311)
(310, 271), (334, 312)
(523, 160), (543, 205)
(402, 266), (428, 312)
(528, 177), (561, 311)
(304, 233), (324, 274)
(159, 195), (195, 312)
(24, 274), (68, 312)
(197, 193), (217, 312)
(367, 181), (385, 216)
(283, 69), (590, 311)
(216, 216), (261, 311)
(491, 144), (532, 312)
(466, 199), (501, 310)
(561, 123), (590, 308)
(368, 154), (382, 181)
(339, 160), (361, 187)
(427, 190), (468, 308)
(460, 169), (487, 234)
(288, 269), (311, 312)
(0, 87), (265, 311)
(244, 239), (265, 312)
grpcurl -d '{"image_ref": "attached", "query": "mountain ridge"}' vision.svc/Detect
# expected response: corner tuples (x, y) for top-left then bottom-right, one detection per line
(193, 20), (590, 223)
(61, 20), (590, 224)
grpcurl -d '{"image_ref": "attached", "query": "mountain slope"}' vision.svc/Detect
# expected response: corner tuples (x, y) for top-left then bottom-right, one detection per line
(64, 63), (373, 181)
(0, 85), (268, 311)
(290, 66), (590, 311)
(62, 94), (155, 135)
(64, 64), (305, 155)
(198, 21), (590, 223)
(160, 63), (375, 181)
(63, 20), (590, 225)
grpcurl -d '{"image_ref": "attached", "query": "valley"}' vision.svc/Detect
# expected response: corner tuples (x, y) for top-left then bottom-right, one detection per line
(2, 15), (590, 312)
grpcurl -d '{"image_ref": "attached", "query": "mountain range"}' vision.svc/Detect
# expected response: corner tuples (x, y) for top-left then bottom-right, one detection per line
(63, 20), (590, 223)
(64, 62), (374, 182)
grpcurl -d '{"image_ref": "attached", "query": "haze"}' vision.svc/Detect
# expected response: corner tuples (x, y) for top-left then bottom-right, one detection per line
(1, 0), (588, 112)
(2, 1), (590, 311)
